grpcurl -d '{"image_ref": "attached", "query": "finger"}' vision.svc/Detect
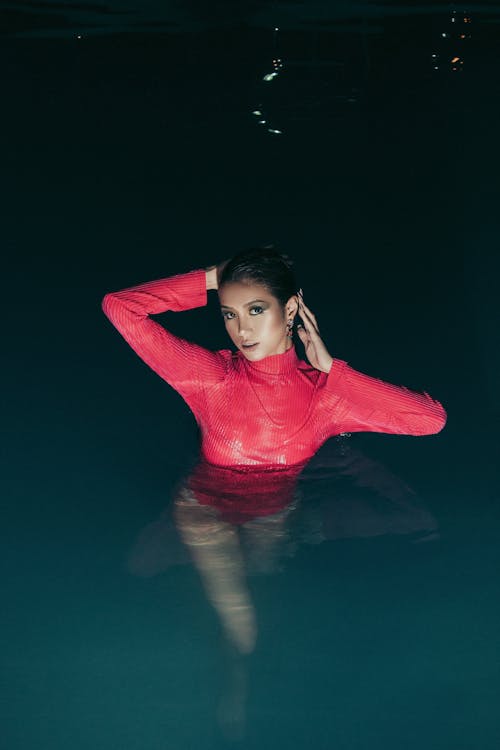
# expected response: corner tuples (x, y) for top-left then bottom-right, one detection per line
(297, 304), (316, 331)
(296, 323), (307, 341)
(296, 324), (312, 349)
(298, 297), (319, 329)
(297, 294), (316, 319)
(298, 300), (319, 334)
(297, 313), (320, 345)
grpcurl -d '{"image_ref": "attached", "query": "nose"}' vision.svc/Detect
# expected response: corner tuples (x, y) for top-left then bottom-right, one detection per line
(237, 317), (254, 338)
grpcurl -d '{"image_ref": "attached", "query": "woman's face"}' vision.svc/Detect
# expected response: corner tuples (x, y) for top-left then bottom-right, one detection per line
(218, 281), (297, 361)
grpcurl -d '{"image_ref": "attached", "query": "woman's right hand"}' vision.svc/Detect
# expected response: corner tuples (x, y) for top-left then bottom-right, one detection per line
(205, 259), (229, 291)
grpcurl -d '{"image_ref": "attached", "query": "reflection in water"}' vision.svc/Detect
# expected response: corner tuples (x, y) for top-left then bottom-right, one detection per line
(299, 434), (439, 543)
(126, 434), (438, 738)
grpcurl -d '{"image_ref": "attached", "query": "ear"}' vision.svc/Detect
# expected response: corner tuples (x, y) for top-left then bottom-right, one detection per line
(285, 295), (299, 318)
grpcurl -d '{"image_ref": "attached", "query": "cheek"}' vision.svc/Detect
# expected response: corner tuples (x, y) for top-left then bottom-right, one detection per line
(225, 320), (238, 338)
(268, 315), (284, 333)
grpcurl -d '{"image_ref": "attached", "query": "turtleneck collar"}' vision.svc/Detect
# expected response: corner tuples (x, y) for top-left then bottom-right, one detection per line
(239, 344), (300, 375)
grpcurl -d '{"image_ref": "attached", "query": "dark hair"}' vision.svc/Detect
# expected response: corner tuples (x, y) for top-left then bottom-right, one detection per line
(219, 246), (297, 308)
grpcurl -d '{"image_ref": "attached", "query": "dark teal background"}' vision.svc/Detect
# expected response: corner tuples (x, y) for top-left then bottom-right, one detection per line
(2, 5), (499, 749)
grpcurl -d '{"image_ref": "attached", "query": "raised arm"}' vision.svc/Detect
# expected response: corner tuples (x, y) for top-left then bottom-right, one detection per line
(327, 359), (447, 437)
(295, 291), (446, 437)
(101, 268), (227, 412)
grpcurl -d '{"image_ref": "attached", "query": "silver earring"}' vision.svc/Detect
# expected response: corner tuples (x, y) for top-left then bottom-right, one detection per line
(286, 320), (293, 338)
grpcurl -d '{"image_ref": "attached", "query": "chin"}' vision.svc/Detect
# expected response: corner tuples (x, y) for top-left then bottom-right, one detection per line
(241, 348), (262, 360)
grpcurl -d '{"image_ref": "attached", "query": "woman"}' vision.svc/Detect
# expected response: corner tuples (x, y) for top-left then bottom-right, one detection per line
(102, 247), (446, 657)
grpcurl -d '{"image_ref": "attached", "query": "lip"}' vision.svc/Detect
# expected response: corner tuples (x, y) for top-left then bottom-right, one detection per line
(241, 342), (259, 349)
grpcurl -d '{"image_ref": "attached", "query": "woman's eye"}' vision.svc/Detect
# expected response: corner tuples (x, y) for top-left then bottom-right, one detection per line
(222, 307), (263, 319)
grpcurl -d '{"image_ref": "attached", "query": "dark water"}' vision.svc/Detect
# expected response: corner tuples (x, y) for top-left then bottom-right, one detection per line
(2, 4), (500, 749)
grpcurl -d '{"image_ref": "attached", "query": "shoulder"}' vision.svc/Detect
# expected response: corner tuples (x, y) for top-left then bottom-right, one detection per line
(215, 348), (235, 364)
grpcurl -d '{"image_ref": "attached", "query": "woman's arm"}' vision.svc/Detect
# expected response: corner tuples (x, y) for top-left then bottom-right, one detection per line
(101, 268), (227, 411)
(204, 258), (229, 291)
(296, 294), (446, 437)
(326, 359), (447, 437)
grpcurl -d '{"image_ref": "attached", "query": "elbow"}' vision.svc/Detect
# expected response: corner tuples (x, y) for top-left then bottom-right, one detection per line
(423, 401), (447, 435)
(431, 413), (447, 435)
(404, 398), (447, 436)
(101, 292), (116, 320)
(436, 405), (447, 434)
(101, 293), (124, 327)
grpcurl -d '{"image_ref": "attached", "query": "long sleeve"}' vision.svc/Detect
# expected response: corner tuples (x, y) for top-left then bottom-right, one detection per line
(326, 358), (447, 436)
(101, 268), (227, 415)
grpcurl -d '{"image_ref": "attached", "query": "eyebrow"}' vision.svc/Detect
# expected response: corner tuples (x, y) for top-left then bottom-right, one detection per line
(220, 299), (268, 310)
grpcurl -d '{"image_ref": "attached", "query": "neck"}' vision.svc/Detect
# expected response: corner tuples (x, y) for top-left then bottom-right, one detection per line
(241, 343), (298, 375)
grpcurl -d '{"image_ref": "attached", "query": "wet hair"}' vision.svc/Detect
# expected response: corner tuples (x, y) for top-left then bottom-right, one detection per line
(219, 246), (297, 309)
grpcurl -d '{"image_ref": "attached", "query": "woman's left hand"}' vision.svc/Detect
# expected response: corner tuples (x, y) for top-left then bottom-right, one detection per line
(295, 292), (334, 373)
